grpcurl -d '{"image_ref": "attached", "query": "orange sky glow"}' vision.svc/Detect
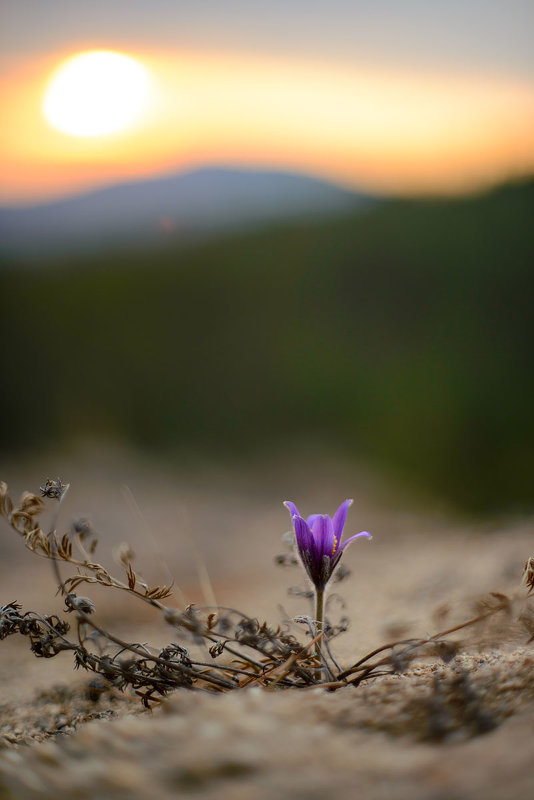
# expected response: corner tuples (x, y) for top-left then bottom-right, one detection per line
(1, 47), (533, 205)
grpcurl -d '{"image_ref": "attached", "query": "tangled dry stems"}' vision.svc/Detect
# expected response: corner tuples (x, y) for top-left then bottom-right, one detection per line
(1, 479), (533, 711)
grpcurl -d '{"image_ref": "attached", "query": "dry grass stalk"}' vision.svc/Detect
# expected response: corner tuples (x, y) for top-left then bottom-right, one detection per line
(1, 479), (532, 714)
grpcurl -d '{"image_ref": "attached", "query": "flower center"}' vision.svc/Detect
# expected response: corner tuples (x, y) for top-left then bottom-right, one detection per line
(331, 534), (338, 556)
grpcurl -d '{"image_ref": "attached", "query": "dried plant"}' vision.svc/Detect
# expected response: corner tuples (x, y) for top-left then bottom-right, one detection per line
(523, 556), (534, 595)
(0, 480), (532, 711)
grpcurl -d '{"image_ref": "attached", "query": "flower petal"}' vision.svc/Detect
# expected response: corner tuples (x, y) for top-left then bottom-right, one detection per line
(332, 499), (353, 543)
(310, 514), (336, 558)
(283, 500), (301, 520)
(338, 531), (372, 552)
(292, 514), (314, 555)
(306, 513), (320, 528)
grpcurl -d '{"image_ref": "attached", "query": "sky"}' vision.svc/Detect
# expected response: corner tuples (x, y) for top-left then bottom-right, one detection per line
(1, 0), (533, 205)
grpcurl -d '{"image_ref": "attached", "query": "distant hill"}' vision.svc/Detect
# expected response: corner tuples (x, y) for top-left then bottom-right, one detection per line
(0, 167), (369, 259)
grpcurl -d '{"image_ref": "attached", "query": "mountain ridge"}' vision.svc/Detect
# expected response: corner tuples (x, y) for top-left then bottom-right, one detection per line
(0, 166), (370, 259)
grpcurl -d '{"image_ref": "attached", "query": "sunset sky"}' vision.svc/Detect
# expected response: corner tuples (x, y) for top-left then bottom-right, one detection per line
(1, 0), (533, 205)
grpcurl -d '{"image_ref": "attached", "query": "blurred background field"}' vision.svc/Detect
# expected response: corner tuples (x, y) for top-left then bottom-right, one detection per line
(1, 176), (533, 513)
(2, 2), (534, 517)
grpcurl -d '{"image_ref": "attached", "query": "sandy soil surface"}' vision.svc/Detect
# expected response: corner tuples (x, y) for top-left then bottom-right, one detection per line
(1, 446), (533, 799)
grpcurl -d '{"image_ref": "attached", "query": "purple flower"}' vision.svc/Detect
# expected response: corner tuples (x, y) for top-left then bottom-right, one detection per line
(283, 499), (371, 590)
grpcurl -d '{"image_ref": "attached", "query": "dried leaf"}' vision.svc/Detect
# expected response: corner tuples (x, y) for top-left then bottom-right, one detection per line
(127, 563), (136, 590)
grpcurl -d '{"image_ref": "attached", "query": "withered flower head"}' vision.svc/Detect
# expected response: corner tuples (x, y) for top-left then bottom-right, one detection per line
(65, 593), (96, 614)
(40, 478), (68, 500)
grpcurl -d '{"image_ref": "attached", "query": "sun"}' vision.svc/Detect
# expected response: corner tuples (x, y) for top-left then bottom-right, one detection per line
(43, 50), (149, 137)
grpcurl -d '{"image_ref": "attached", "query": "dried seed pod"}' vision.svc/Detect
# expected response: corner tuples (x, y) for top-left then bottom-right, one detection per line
(40, 477), (68, 500)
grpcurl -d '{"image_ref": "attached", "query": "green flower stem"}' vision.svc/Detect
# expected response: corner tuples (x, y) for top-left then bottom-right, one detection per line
(315, 587), (324, 666)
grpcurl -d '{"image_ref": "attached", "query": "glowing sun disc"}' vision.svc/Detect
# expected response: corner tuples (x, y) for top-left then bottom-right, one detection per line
(43, 50), (149, 137)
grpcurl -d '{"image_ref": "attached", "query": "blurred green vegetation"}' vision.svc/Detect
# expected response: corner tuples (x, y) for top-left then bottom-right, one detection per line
(1, 178), (533, 512)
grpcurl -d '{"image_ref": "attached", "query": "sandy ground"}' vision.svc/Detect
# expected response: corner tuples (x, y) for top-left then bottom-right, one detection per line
(1, 445), (533, 799)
